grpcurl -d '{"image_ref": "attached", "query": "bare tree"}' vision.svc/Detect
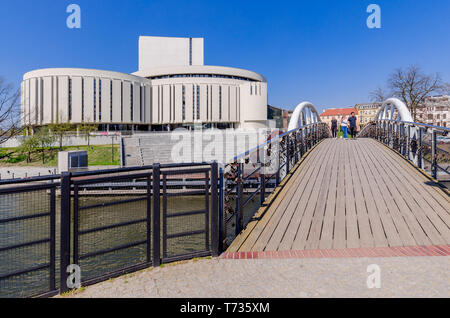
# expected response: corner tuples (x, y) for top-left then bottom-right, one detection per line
(369, 86), (388, 103)
(387, 65), (446, 121)
(0, 77), (21, 144)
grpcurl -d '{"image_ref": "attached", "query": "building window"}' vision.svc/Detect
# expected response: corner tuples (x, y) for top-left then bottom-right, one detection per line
(130, 83), (134, 122)
(206, 85), (209, 120)
(196, 85), (200, 120)
(99, 79), (102, 121)
(94, 79), (97, 122)
(219, 86), (222, 120)
(140, 86), (143, 122)
(121, 82), (123, 122)
(189, 38), (192, 66)
(110, 81), (113, 122)
(250, 85), (252, 95)
(68, 78), (72, 121)
(182, 85), (186, 121)
(81, 78), (84, 122)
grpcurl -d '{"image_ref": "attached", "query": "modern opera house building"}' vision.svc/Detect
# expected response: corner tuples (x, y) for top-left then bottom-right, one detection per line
(21, 36), (268, 132)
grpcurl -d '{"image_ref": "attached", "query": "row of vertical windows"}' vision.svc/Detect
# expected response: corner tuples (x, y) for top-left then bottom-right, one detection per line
(68, 79), (72, 121)
(182, 85), (186, 121)
(219, 86), (222, 120)
(93, 79), (96, 121)
(81, 78), (84, 121)
(99, 79), (102, 121)
(196, 85), (200, 120)
(130, 83), (134, 122)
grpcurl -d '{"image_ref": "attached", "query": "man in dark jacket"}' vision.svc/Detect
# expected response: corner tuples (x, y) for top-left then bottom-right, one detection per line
(331, 117), (338, 138)
(348, 112), (357, 139)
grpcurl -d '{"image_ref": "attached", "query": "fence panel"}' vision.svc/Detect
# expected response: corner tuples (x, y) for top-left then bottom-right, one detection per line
(71, 172), (153, 286)
(160, 165), (213, 263)
(0, 183), (57, 298)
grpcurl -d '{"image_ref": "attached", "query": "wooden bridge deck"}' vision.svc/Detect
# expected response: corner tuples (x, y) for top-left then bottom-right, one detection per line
(228, 138), (450, 252)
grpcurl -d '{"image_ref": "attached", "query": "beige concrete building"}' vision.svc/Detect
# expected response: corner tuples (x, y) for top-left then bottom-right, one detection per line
(21, 36), (268, 132)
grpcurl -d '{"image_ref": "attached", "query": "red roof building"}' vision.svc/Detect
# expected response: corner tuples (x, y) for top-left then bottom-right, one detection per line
(320, 107), (359, 128)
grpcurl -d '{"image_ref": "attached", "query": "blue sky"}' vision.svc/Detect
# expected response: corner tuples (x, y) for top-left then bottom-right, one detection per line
(0, 0), (449, 113)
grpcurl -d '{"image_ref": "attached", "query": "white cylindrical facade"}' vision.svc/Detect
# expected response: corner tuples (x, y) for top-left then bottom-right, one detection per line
(21, 66), (268, 129)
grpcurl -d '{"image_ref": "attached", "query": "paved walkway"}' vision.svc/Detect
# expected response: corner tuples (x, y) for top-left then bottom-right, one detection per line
(62, 255), (449, 298)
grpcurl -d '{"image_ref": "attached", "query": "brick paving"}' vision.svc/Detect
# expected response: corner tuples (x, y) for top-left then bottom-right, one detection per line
(61, 253), (450, 298)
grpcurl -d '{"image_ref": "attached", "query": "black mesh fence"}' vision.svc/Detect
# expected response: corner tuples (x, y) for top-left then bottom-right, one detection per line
(72, 172), (152, 284)
(0, 183), (57, 298)
(160, 165), (213, 262)
(0, 162), (219, 297)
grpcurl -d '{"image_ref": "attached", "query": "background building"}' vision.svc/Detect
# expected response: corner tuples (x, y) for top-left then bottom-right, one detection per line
(320, 107), (358, 129)
(267, 105), (290, 129)
(416, 95), (449, 127)
(356, 102), (381, 127)
(21, 36), (268, 133)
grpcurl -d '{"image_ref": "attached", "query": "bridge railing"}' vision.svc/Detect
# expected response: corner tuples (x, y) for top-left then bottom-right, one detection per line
(219, 123), (331, 250)
(358, 120), (450, 180)
(0, 161), (220, 298)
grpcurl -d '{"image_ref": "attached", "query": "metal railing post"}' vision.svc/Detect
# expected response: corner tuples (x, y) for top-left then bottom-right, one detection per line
(406, 125), (411, 160)
(418, 128), (423, 169)
(211, 162), (219, 257)
(146, 174), (152, 263)
(218, 167), (224, 253)
(152, 163), (161, 266)
(235, 163), (243, 236)
(260, 165), (265, 206)
(432, 130), (437, 179)
(286, 134), (290, 173)
(59, 172), (71, 294)
(276, 142), (281, 187)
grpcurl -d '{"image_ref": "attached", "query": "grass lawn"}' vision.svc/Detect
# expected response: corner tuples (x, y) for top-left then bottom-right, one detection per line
(0, 144), (120, 167)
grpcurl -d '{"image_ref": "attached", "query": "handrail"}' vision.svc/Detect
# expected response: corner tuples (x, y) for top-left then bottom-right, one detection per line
(358, 118), (450, 180)
(232, 123), (327, 162)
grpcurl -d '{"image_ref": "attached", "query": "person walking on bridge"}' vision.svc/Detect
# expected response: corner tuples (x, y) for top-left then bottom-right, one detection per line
(348, 112), (357, 139)
(331, 117), (338, 138)
(340, 117), (348, 138)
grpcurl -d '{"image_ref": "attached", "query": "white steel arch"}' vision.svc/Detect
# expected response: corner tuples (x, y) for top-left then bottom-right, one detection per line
(375, 98), (413, 122)
(287, 101), (322, 131)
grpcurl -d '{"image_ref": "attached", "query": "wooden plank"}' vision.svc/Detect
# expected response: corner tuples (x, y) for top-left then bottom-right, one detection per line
(348, 140), (375, 247)
(344, 140), (360, 248)
(368, 140), (449, 244)
(353, 141), (415, 246)
(358, 140), (403, 246)
(263, 139), (331, 251)
(333, 140), (347, 248)
(240, 140), (329, 251)
(307, 139), (339, 250)
(373, 139), (450, 205)
(351, 140), (389, 247)
(318, 139), (340, 249)
(228, 140), (326, 252)
(372, 139), (450, 225)
(358, 141), (431, 245)
(290, 137), (337, 250)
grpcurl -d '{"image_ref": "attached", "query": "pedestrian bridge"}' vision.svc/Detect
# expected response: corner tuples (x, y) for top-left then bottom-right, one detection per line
(227, 138), (450, 252)
(222, 98), (450, 254)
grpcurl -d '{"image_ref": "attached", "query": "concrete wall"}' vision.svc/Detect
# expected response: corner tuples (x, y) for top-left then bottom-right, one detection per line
(22, 66), (268, 129)
(138, 36), (204, 70)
